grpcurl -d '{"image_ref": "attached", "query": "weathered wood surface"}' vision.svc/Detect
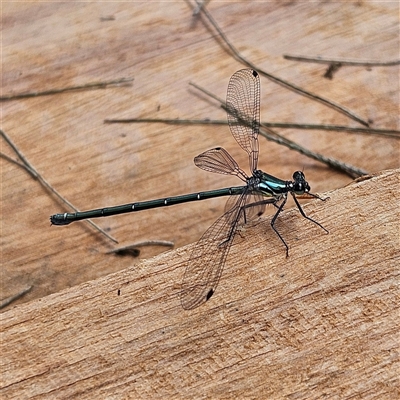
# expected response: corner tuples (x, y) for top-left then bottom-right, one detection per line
(2, 2), (398, 307)
(1, 2), (399, 398)
(1, 169), (399, 399)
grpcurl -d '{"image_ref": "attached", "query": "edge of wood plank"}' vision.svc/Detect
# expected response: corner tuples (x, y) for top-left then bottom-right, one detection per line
(1, 168), (399, 399)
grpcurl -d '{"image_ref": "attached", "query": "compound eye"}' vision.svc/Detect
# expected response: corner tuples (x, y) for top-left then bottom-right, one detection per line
(293, 171), (305, 181)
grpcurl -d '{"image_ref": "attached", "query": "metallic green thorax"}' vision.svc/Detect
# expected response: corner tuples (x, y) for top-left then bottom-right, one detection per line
(253, 170), (311, 197)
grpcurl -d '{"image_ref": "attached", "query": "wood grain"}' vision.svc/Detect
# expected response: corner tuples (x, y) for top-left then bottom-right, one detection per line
(1, 2), (399, 398)
(2, 1), (398, 308)
(1, 169), (399, 399)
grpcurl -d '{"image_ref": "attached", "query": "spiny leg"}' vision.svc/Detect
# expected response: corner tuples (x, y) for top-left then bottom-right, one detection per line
(270, 196), (290, 257)
(241, 197), (290, 255)
(291, 194), (329, 234)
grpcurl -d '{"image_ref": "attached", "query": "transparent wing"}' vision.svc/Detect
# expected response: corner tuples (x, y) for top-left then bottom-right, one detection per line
(225, 191), (267, 223)
(245, 192), (267, 222)
(180, 193), (247, 310)
(194, 147), (248, 182)
(226, 69), (260, 172)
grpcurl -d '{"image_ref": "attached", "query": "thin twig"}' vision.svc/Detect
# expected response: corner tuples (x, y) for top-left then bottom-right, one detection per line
(188, 81), (368, 178)
(104, 118), (400, 139)
(1, 129), (118, 243)
(283, 54), (400, 67)
(192, 0), (210, 16)
(104, 79), (369, 177)
(189, 0), (370, 127)
(0, 77), (133, 101)
(259, 124), (368, 178)
(0, 286), (33, 309)
(0, 152), (38, 175)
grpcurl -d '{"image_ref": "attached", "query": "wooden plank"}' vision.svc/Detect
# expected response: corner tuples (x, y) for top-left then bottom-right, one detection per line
(1, 3), (399, 396)
(1, 168), (399, 399)
(2, 2), (398, 310)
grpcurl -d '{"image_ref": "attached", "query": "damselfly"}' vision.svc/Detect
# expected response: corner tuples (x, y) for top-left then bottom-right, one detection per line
(50, 69), (328, 309)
